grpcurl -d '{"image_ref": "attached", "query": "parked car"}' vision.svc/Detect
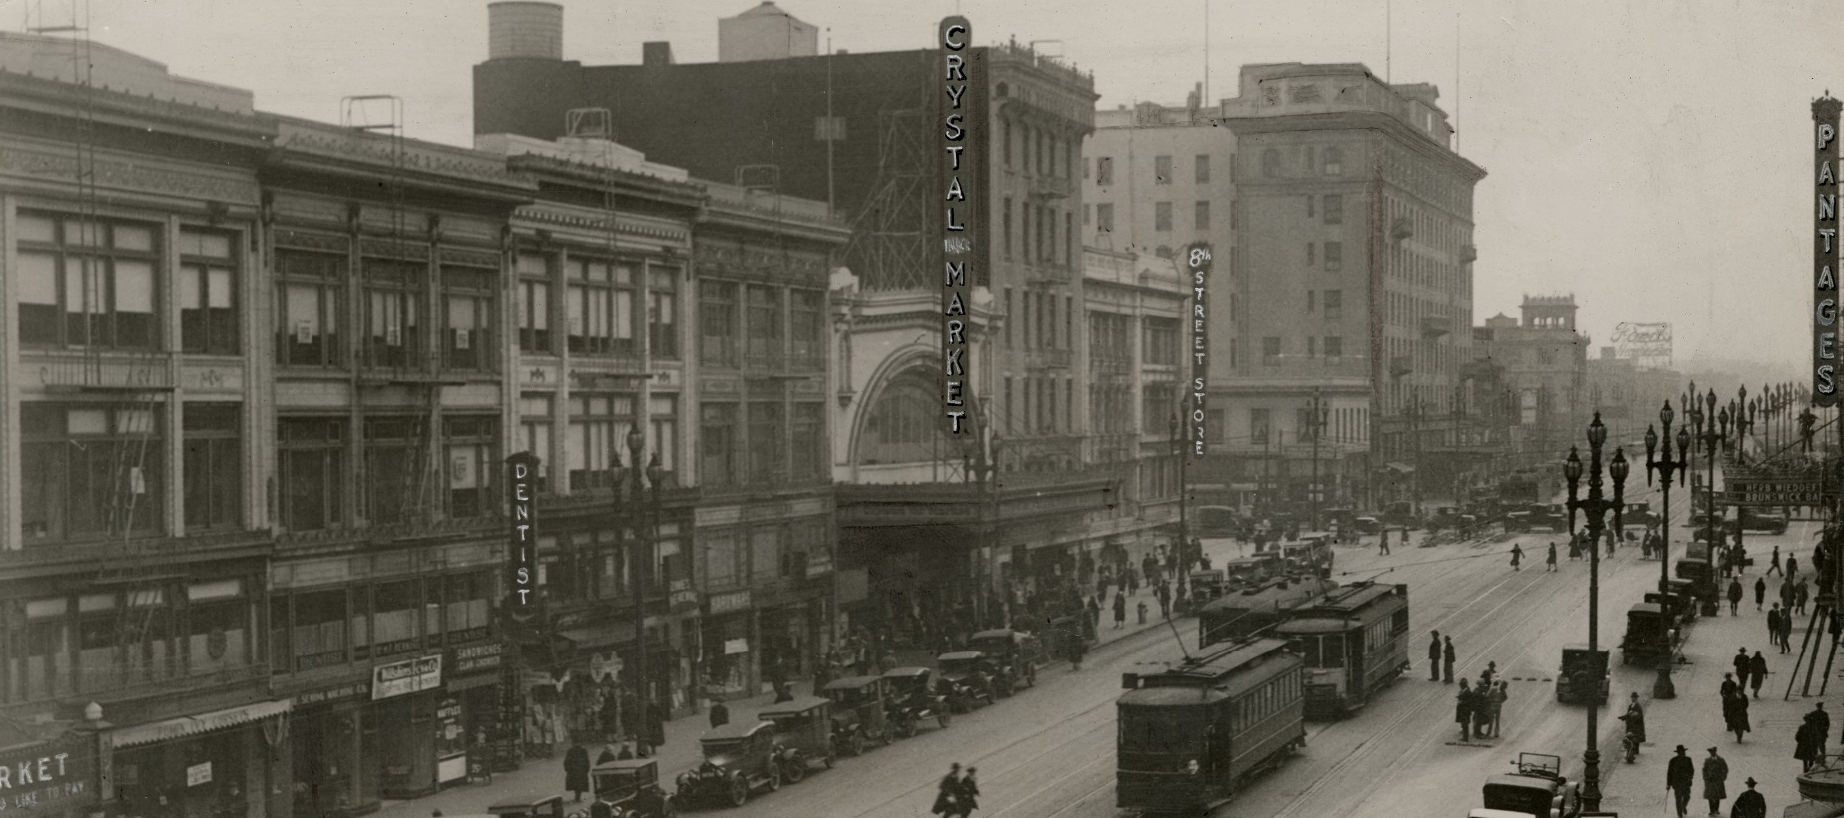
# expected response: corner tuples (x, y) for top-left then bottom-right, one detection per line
(1554, 645), (1609, 705)
(821, 675), (894, 754)
(1479, 753), (1580, 818)
(1738, 509), (1789, 534)
(935, 651), (1000, 710)
(1619, 602), (1678, 666)
(756, 696), (836, 782)
(1351, 515), (1383, 535)
(474, 795), (568, 818)
(967, 629), (1041, 695)
(572, 760), (674, 818)
(881, 666), (952, 737)
(675, 722), (787, 808)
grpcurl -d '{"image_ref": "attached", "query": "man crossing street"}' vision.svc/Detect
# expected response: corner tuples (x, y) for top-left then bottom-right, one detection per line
(1428, 631), (1441, 681)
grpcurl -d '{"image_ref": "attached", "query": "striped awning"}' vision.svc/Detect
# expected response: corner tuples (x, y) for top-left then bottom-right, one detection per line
(112, 699), (292, 748)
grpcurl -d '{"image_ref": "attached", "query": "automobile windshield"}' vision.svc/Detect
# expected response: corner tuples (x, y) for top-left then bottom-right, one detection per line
(939, 659), (978, 673)
(1118, 707), (1202, 753)
(702, 740), (747, 757)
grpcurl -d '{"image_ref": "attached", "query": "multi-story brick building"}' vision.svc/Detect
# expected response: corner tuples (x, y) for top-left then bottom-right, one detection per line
(472, 3), (1186, 647)
(0, 28), (845, 816)
(1473, 296), (1592, 469)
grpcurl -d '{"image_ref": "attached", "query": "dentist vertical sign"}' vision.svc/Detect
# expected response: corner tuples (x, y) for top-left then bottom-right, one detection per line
(507, 450), (540, 622)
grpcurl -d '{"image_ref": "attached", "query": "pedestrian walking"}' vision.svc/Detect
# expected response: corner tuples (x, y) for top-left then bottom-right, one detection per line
(1112, 593), (1126, 630)
(1547, 542), (1558, 571)
(1767, 546), (1783, 576)
(1748, 651), (1767, 699)
(1624, 691), (1646, 743)
(1728, 578), (1744, 615)
(1782, 580), (1796, 615)
(1510, 543), (1523, 571)
(1443, 635), (1456, 684)
(955, 767), (980, 818)
(1797, 579), (1810, 615)
(1428, 631), (1442, 681)
(1455, 679), (1476, 741)
(1753, 576), (1766, 611)
(931, 763), (962, 817)
(1767, 606), (1782, 649)
(1789, 555), (1800, 582)
(1733, 648), (1751, 690)
(1487, 680), (1509, 738)
(1069, 628), (1086, 671)
(1778, 611), (1794, 654)
(1379, 528), (1391, 556)
(565, 742), (591, 802)
(1799, 715), (1823, 772)
(1731, 776), (1766, 818)
(1721, 672), (1738, 700)
(1666, 745), (1694, 818)
(1726, 691), (1752, 742)
(1703, 747), (1730, 816)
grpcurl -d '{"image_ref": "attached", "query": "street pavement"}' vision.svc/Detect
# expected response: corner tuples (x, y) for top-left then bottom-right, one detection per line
(374, 495), (1840, 818)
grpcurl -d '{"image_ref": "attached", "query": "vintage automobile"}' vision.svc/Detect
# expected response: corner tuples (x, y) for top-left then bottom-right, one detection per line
(968, 629), (1041, 694)
(882, 666), (953, 736)
(1739, 509), (1790, 534)
(935, 650), (1000, 710)
(1188, 570), (1230, 604)
(822, 675), (894, 754)
(1479, 753), (1581, 818)
(1351, 515), (1383, 535)
(1675, 557), (1721, 616)
(757, 696), (836, 781)
(1554, 645), (1609, 705)
(1645, 583), (1698, 627)
(1620, 602), (1679, 666)
(465, 795), (567, 818)
(1622, 502), (1662, 528)
(675, 722), (787, 808)
(570, 760), (675, 818)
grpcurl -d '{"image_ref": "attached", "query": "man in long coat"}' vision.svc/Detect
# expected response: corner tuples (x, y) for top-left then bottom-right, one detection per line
(565, 742), (592, 802)
(1666, 745), (1694, 818)
(1427, 631), (1442, 681)
(931, 763), (962, 816)
(1702, 747), (1729, 817)
(1728, 578), (1744, 615)
(1731, 776), (1766, 818)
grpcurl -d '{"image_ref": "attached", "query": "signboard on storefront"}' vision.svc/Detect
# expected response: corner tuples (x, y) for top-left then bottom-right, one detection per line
(1728, 477), (1837, 507)
(372, 654), (443, 701)
(0, 738), (94, 812)
(669, 578), (699, 612)
(293, 680), (369, 709)
(709, 590), (752, 616)
(185, 762), (212, 787)
(724, 638), (749, 655)
(508, 450), (542, 621)
(805, 549), (834, 579)
(450, 642), (504, 675)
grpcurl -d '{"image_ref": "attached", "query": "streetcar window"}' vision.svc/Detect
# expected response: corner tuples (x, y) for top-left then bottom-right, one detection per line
(1120, 709), (1200, 752)
(1320, 635), (1346, 667)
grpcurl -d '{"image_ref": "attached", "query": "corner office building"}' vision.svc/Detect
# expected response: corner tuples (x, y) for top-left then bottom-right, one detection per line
(0, 27), (844, 817)
(474, 3), (1187, 647)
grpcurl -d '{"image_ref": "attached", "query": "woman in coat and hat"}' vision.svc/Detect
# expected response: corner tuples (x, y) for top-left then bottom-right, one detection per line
(564, 742), (592, 802)
(954, 767), (981, 818)
(931, 763), (962, 816)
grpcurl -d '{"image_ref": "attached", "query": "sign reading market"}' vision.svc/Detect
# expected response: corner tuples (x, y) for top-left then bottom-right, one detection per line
(940, 15), (978, 435)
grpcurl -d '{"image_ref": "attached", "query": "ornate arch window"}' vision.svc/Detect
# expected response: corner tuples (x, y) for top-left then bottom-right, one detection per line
(858, 368), (954, 465)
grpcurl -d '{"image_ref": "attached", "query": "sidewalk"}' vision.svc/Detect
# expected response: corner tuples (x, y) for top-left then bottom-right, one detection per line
(1595, 567), (1834, 815)
(372, 595), (1185, 818)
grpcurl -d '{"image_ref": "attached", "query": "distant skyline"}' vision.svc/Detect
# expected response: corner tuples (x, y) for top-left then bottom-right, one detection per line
(16, 0), (1839, 375)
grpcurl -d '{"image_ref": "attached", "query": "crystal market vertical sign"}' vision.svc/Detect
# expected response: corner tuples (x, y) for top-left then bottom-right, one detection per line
(507, 451), (540, 621)
(941, 16), (979, 434)
(1816, 93), (1841, 407)
(1187, 243), (1213, 456)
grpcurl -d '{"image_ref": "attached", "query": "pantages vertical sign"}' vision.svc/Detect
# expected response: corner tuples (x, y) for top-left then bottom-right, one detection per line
(940, 16), (978, 434)
(1186, 243), (1213, 456)
(1815, 93), (1841, 407)
(507, 450), (540, 621)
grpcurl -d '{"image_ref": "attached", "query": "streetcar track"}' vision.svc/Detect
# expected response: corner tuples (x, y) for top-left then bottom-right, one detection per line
(984, 752), (1112, 818)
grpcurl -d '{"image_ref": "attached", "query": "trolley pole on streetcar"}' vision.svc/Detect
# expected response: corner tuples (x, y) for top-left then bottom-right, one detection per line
(1644, 401), (1690, 700)
(1562, 412), (1628, 813)
(1306, 389), (1329, 532)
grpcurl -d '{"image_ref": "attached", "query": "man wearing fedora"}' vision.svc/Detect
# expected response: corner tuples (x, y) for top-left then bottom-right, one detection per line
(1702, 746), (1729, 817)
(1729, 776), (1765, 818)
(1666, 744), (1694, 818)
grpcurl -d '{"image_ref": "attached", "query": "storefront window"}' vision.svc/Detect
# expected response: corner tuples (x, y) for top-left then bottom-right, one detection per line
(294, 709), (365, 817)
(187, 596), (249, 674)
(294, 589), (348, 670)
(373, 580), (422, 658)
(446, 574), (491, 643)
(117, 730), (250, 818)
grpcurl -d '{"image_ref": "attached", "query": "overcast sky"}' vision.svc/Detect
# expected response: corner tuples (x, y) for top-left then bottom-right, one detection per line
(16, 0), (1840, 377)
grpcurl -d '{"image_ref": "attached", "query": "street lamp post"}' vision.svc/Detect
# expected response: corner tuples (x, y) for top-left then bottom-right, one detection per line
(1644, 401), (1690, 699)
(1688, 390), (1732, 578)
(618, 425), (663, 751)
(964, 432), (1003, 629)
(1306, 389), (1330, 531)
(1562, 412), (1628, 813)
(1170, 415), (1192, 572)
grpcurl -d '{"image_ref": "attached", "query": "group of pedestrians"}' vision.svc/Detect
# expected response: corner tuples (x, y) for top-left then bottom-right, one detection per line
(1454, 675), (1509, 741)
(931, 763), (982, 818)
(1665, 745), (1766, 818)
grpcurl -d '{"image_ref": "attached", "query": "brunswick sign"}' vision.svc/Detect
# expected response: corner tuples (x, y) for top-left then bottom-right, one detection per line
(1725, 476), (1838, 508)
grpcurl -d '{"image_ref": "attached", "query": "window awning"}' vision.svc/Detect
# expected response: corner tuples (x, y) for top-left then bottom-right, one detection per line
(112, 699), (292, 749)
(558, 623), (637, 651)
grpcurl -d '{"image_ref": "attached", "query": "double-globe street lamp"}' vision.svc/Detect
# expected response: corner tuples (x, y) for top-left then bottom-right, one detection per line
(1688, 390), (1732, 577)
(1643, 401), (1691, 699)
(1562, 412), (1629, 813)
(615, 425), (665, 750)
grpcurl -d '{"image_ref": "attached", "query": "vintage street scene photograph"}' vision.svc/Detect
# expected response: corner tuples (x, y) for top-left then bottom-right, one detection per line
(0, 0), (1838, 816)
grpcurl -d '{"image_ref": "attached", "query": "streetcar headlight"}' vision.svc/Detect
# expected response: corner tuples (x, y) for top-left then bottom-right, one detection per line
(1185, 759), (1200, 775)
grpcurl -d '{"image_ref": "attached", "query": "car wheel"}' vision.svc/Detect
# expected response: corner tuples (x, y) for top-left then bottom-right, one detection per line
(878, 727), (893, 746)
(1025, 664), (1037, 687)
(783, 757), (806, 784)
(767, 765), (783, 792)
(824, 748), (836, 769)
(849, 732), (866, 756)
(727, 775), (750, 807)
(938, 709), (951, 728)
(896, 717), (917, 739)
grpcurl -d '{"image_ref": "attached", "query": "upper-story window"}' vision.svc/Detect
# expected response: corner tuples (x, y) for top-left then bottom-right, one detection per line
(179, 229), (239, 355)
(278, 418), (344, 531)
(699, 280), (739, 368)
(361, 259), (424, 370)
(516, 253), (551, 354)
(1323, 146), (1344, 175)
(21, 403), (164, 543)
(442, 265), (496, 372)
(648, 266), (680, 359)
(568, 258), (637, 357)
(1196, 154), (1211, 184)
(1096, 157), (1115, 186)
(16, 212), (159, 350)
(790, 289), (825, 370)
(1154, 155), (1172, 184)
(745, 285), (783, 368)
(277, 249), (345, 368)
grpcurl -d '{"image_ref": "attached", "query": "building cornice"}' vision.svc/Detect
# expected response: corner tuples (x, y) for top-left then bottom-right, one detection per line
(1226, 110), (1486, 181)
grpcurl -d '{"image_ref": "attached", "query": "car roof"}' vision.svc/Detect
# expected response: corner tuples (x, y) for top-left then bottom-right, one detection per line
(592, 759), (656, 773)
(971, 629), (1023, 640)
(489, 794), (564, 809)
(701, 721), (774, 741)
(1561, 644), (1605, 653)
(883, 666), (932, 677)
(937, 651), (985, 661)
(1629, 602), (1664, 614)
(759, 696), (831, 717)
(825, 675), (885, 689)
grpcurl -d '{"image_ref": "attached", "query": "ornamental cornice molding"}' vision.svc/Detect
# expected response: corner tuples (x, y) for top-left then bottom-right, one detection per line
(0, 146), (260, 204)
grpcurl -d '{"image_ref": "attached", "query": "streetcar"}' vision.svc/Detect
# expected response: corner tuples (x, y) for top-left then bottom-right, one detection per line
(1116, 637), (1306, 814)
(1196, 576), (1340, 649)
(1274, 581), (1411, 718)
